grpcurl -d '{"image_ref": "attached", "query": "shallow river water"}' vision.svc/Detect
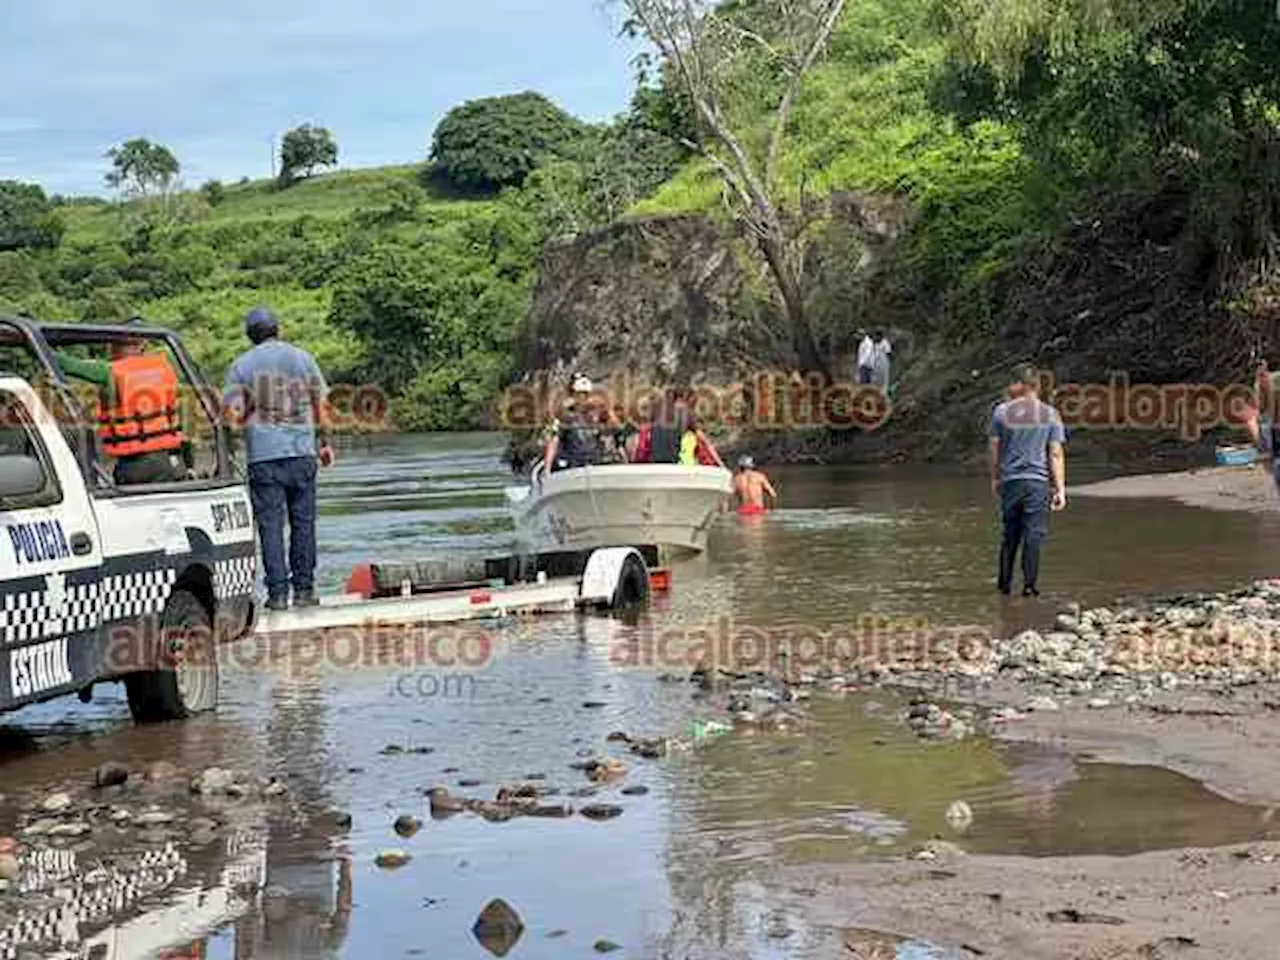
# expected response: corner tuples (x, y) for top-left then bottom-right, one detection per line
(3, 434), (1280, 960)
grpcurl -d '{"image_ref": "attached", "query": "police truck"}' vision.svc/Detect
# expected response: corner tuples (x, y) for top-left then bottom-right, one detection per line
(0, 316), (256, 722)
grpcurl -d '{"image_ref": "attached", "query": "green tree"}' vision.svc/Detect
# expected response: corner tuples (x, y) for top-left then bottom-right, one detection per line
(0, 180), (64, 251)
(935, 0), (1280, 251)
(279, 124), (339, 186)
(200, 179), (227, 206)
(618, 0), (849, 375)
(104, 138), (181, 198)
(428, 92), (585, 193)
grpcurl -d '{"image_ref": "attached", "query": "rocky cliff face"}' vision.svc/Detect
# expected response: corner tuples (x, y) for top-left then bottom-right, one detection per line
(513, 215), (765, 394)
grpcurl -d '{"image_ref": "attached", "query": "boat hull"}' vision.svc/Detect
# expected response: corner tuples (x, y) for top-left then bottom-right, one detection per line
(507, 464), (733, 555)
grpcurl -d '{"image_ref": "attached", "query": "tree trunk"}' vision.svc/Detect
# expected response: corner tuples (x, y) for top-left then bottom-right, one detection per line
(757, 218), (825, 378)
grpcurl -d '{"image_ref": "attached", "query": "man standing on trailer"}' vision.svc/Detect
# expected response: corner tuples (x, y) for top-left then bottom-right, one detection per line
(224, 307), (335, 611)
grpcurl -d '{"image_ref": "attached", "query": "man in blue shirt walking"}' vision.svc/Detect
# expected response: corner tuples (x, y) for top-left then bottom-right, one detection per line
(224, 307), (335, 610)
(989, 364), (1067, 598)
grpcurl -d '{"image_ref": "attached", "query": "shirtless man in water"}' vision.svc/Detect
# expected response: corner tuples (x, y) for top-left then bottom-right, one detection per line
(733, 456), (777, 513)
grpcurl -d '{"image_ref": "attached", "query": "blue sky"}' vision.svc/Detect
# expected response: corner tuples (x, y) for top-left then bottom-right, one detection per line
(0, 0), (642, 196)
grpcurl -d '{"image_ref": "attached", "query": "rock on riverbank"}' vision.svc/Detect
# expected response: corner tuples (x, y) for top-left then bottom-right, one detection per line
(984, 581), (1280, 697)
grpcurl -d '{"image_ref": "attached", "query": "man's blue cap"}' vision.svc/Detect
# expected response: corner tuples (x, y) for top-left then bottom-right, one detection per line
(245, 306), (279, 338)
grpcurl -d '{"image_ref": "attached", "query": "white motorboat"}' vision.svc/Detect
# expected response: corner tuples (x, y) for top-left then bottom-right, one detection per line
(505, 461), (734, 556)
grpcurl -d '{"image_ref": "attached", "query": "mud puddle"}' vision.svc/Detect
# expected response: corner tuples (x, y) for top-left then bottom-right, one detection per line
(672, 695), (1280, 865)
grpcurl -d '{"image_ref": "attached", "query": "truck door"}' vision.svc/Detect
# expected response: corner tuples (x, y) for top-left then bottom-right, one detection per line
(0, 382), (103, 710)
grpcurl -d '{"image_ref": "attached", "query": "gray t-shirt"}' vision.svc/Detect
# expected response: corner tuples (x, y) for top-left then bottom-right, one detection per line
(990, 396), (1065, 483)
(223, 340), (327, 465)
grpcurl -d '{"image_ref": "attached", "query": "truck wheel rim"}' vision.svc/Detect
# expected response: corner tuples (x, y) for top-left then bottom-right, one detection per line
(170, 624), (212, 708)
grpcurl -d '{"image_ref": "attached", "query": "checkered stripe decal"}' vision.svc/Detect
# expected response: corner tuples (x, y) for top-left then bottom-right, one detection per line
(99, 567), (177, 626)
(0, 581), (99, 645)
(214, 555), (256, 600)
(0, 844), (185, 958)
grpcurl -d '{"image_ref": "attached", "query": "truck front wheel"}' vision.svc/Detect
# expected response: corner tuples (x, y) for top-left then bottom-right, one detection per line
(125, 588), (219, 723)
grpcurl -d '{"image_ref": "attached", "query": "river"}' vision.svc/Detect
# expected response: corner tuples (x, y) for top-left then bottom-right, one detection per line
(2, 434), (1279, 959)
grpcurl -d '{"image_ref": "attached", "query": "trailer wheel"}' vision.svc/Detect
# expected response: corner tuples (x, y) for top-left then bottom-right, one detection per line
(610, 553), (651, 612)
(125, 589), (218, 723)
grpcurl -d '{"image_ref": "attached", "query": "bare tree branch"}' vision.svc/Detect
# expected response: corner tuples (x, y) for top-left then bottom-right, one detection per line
(766, 0), (846, 191)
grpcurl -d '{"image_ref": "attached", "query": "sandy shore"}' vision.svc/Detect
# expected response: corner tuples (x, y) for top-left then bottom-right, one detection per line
(764, 838), (1280, 959)
(1074, 462), (1277, 513)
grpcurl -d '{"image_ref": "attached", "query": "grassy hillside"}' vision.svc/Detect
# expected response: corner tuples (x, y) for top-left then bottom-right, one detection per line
(1, 163), (535, 430)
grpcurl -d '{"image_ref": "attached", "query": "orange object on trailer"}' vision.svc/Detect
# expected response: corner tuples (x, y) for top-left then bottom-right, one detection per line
(649, 567), (672, 592)
(345, 563), (376, 599)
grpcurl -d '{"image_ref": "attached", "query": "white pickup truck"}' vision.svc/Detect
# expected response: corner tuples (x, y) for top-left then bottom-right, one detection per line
(0, 316), (257, 721)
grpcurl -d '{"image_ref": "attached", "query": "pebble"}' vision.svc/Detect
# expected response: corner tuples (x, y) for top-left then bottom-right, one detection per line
(585, 758), (627, 783)
(42, 792), (72, 814)
(528, 803), (573, 818)
(621, 785), (650, 796)
(1026, 696), (1060, 713)
(318, 808), (353, 830)
(946, 800), (974, 832)
(580, 804), (624, 821)
(135, 808), (176, 828)
(190, 767), (236, 796)
(593, 940), (622, 953)
(263, 779), (289, 799)
(374, 849), (412, 869)
(394, 815), (422, 838)
(427, 788), (466, 818)
(473, 899), (524, 951)
(94, 762), (129, 789)
(1087, 697), (1113, 710)
(47, 821), (91, 838)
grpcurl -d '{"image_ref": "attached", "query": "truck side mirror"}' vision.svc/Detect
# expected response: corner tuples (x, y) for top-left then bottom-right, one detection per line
(0, 456), (46, 498)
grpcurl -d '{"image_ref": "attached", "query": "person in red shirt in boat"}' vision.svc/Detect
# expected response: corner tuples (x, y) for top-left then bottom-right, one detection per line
(733, 455), (777, 514)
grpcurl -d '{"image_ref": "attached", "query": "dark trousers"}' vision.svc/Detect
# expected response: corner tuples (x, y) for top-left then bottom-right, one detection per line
(249, 456), (318, 600)
(857, 365), (874, 385)
(115, 450), (184, 485)
(998, 479), (1051, 594)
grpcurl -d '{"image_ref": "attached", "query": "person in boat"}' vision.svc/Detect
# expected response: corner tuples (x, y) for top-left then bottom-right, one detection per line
(733, 455), (777, 514)
(679, 412), (726, 468)
(630, 393), (683, 464)
(542, 374), (608, 472)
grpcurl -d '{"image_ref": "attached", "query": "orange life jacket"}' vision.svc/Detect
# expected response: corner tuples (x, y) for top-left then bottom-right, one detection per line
(96, 353), (183, 458)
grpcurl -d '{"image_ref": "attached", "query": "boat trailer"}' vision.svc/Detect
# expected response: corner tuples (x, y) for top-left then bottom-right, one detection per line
(251, 546), (663, 635)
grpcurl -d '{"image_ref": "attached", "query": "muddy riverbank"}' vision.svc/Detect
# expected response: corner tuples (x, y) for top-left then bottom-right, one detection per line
(1074, 462), (1277, 514)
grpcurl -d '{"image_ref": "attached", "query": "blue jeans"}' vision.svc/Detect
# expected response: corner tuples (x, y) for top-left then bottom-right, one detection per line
(249, 456), (318, 599)
(998, 478), (1051, 594)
